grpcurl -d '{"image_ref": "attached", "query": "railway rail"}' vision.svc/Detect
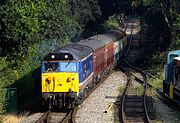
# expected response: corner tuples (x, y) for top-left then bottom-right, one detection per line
(124, 19), (134, 57)
(120, 60), (151, 123)
(35, 109), (74, 123)
(35, 110), (51, 123)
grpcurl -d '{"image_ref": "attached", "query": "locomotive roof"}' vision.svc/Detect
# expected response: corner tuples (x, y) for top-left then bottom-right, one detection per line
(78, 34), (113, 51)
(105, 29), (125, 40)
(43, 44), (93, 61)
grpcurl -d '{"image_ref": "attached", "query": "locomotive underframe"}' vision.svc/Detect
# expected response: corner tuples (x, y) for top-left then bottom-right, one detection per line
(42, 92), (77, 109)
(163, 81), (180, 105)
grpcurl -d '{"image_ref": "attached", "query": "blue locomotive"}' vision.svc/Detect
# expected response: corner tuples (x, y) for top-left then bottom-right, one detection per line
(163, 50), (180, 105)
(41, 29), (127, 109)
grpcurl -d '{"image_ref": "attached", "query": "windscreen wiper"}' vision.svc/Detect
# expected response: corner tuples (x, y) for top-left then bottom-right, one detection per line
(66, 61), (71, 68)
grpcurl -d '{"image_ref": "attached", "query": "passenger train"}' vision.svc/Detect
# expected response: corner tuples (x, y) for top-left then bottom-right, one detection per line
(41, 29), (127, 109)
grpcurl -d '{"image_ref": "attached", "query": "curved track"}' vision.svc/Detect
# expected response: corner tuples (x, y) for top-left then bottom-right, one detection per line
(120, 60), (151, 123)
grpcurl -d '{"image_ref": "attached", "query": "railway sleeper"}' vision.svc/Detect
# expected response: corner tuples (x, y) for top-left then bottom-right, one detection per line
(125, 107), (144, 113)
(126, 112), (145, 117)
(126, 118), (145, 123)
(125, 102), (143, 107)
(125, 98), (143, 102)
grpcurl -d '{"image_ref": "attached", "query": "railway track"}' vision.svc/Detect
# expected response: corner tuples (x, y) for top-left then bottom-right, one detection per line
(34, 109), (75, 123)
(120, 60), (151, 123)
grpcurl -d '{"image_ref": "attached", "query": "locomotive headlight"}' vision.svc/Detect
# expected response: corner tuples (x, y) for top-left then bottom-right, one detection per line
(65, 55), (68, 59)
(69, 88), (73, 92)
(58, 78), (61, 82)
(51, 55), (55, 59)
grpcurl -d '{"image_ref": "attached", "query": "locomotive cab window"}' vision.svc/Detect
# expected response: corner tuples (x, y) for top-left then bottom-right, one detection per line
(170, 54), (178, 62)
(60, 62), (77, 72)
(44, 62), (59, 72)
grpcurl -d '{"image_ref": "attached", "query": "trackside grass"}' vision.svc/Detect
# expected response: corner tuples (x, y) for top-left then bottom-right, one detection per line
(2, 112), (29, 123)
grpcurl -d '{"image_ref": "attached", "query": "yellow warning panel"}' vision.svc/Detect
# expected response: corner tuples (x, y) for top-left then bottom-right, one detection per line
(41, 72), (79, 93)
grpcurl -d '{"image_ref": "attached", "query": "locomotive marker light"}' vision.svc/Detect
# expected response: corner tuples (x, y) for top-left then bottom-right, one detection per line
(58, 77), (61, 82)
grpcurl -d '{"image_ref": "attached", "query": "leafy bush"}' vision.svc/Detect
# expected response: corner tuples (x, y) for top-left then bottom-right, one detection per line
(98, 16), (120, 33)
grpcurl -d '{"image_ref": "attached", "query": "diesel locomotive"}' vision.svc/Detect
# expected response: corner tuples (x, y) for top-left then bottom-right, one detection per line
(163, 50), (180, 105)
(41, 29), (127, 109)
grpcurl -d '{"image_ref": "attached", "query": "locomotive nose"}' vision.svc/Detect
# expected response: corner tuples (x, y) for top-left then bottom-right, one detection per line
(42, 72), (79, 94)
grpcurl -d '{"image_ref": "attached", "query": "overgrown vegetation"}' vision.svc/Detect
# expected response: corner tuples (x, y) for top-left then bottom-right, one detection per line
(137, 0), (179, 78)
(129, 85), (144, 95)
(98, 15), (122, 33)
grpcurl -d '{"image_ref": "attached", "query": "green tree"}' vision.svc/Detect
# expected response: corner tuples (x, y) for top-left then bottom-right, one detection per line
(44, 0), (81, 44)
(139, 0), (180, 60)
(68, 0), (101, 27)
(0, 0), (102, 114)
(0, 0), (46, 57)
